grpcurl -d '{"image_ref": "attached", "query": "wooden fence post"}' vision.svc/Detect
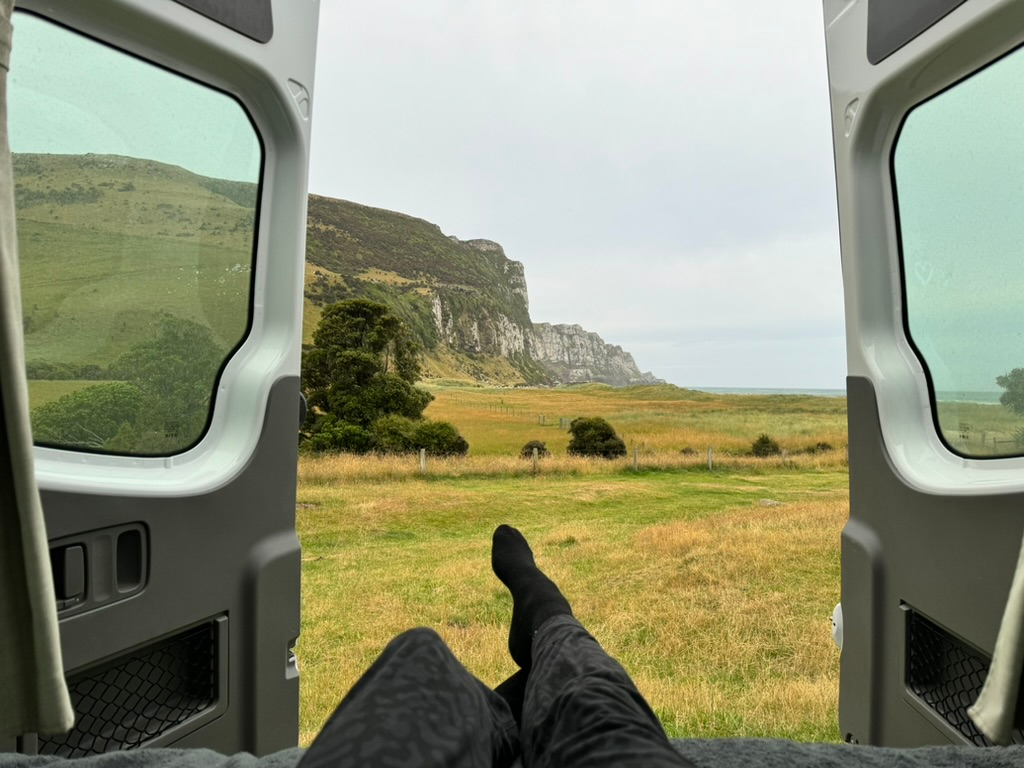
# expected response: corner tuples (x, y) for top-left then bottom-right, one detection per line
(532, 446), (539, 475)
(633, 445), (639, 471)
(419, 448), (426, 474)
(707, 446), (713, 471)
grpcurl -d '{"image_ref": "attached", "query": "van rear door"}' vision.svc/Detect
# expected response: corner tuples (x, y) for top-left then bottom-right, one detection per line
(5, 0), (317, 755)
(824, 0), (1024, 746)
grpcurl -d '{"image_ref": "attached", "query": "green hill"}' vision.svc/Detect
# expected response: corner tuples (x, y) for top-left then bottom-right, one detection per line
(16, 153), (254, 370)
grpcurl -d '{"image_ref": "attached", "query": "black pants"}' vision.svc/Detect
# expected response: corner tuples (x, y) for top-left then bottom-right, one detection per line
(299, 615), (695, 768)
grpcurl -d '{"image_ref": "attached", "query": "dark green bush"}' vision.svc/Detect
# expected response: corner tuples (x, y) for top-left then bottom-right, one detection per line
(368, 414), (418, 453)
(413, 420), (469, 457)
(567, 417), (627, 459)
(305, 420), (373, 454)
(520, 440), (549, 459)
(751, 433), (782, 457)
(364, 415), (469, 456)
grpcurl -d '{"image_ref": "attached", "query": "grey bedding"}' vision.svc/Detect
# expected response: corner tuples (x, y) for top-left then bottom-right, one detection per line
(3, 739), (1024, 768)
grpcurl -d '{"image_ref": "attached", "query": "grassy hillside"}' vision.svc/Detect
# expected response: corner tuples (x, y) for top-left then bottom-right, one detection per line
(306, 194), (529, 324)
(305, 194), (537, 384)
(16, 153), (254, 368)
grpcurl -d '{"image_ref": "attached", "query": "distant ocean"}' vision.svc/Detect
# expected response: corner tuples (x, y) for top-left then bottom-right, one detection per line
(691, 387), (1004, 404)
(692, 386), (846, 398)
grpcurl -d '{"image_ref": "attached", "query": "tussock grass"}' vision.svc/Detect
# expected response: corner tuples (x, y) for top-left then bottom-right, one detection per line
(299, 448), (847, 485)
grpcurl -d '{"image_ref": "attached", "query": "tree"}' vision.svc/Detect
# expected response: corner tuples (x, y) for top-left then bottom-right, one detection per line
(32, 382), (143, 449)
(302, 300), (430, 429)
(110, 315), (226, 451)
(30, 315), (225, 454)
(301, 300), (468, 454)
(567, 417), (626, 459)
(997, 368), (1024, 416)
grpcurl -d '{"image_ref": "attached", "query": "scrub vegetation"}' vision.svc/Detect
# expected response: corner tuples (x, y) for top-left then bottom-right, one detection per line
(295, 385), (848, 746)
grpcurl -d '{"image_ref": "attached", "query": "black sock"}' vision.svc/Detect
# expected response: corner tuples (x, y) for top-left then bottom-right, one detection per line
(491, 524), (572, 669)
(494, 668), (528, 728)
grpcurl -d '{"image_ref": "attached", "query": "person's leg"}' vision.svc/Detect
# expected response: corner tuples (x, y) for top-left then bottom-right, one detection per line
(299, 627), (519, 768)
(492, 525), (694, 768)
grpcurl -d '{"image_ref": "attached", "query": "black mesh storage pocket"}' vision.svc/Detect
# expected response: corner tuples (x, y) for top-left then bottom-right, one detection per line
(906, 610), (1024, 745)
(39, 622), (218, 756)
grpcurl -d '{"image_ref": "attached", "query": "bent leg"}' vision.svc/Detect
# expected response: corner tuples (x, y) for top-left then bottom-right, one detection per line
(300, 628), (519, 768)
(522, 615), (694, 768)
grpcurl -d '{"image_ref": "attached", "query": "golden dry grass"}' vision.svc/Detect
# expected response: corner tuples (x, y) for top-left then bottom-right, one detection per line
(298, 448), (847, 485)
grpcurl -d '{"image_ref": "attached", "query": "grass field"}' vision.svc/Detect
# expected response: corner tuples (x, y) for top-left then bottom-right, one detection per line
(295, 384), (849, 746)
(936, 399), (1024, 456)
(422, 382), (848, 458)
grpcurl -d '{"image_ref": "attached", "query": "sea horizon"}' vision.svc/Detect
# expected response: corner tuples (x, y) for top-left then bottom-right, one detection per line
(690, 385), (1004, 404)
(690, 386), (847, 398)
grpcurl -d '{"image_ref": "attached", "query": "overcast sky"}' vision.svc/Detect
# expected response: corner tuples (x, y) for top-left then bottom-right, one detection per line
(308, 2), (845, 390)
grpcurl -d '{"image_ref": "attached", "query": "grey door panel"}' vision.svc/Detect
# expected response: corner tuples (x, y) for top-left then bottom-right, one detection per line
(866, 0), (968, 64)
(171, 0), (274, 43)
(843, 377), (1024, 746)
(37, 377), (301, 756)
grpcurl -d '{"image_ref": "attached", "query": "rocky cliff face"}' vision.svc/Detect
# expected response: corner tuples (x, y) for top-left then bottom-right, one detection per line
(431, 292), (527, 358)
(528, 323), (663, 387)
(305, 194), (661, 386)
(430, 238), (530, 359)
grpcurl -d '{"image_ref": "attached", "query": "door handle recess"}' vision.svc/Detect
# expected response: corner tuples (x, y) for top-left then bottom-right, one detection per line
(49, 523), (148, 615)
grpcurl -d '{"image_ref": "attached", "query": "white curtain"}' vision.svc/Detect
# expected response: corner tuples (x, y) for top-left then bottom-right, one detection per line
(0, 0), (74, 739)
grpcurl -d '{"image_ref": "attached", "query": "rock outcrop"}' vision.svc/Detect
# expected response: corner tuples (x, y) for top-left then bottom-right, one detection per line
(528, 323), (663, 387)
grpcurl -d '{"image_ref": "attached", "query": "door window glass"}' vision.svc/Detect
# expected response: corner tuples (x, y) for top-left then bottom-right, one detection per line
(10, 12), (262, 455)
(893, 47), (1024, 458)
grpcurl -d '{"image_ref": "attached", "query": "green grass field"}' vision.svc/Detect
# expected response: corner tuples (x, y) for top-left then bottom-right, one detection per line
(295, 385), (848, 746)
(936, 399), (1024, 456)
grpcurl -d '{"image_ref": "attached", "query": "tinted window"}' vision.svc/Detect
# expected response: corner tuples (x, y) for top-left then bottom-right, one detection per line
(11, 12), (261, 455)
(894, 47), (1024, 458)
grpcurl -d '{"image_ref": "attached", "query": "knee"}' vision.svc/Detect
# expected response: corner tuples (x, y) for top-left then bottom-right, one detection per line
(384, 627), (459, 667)
(387, 626), (444, 651)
